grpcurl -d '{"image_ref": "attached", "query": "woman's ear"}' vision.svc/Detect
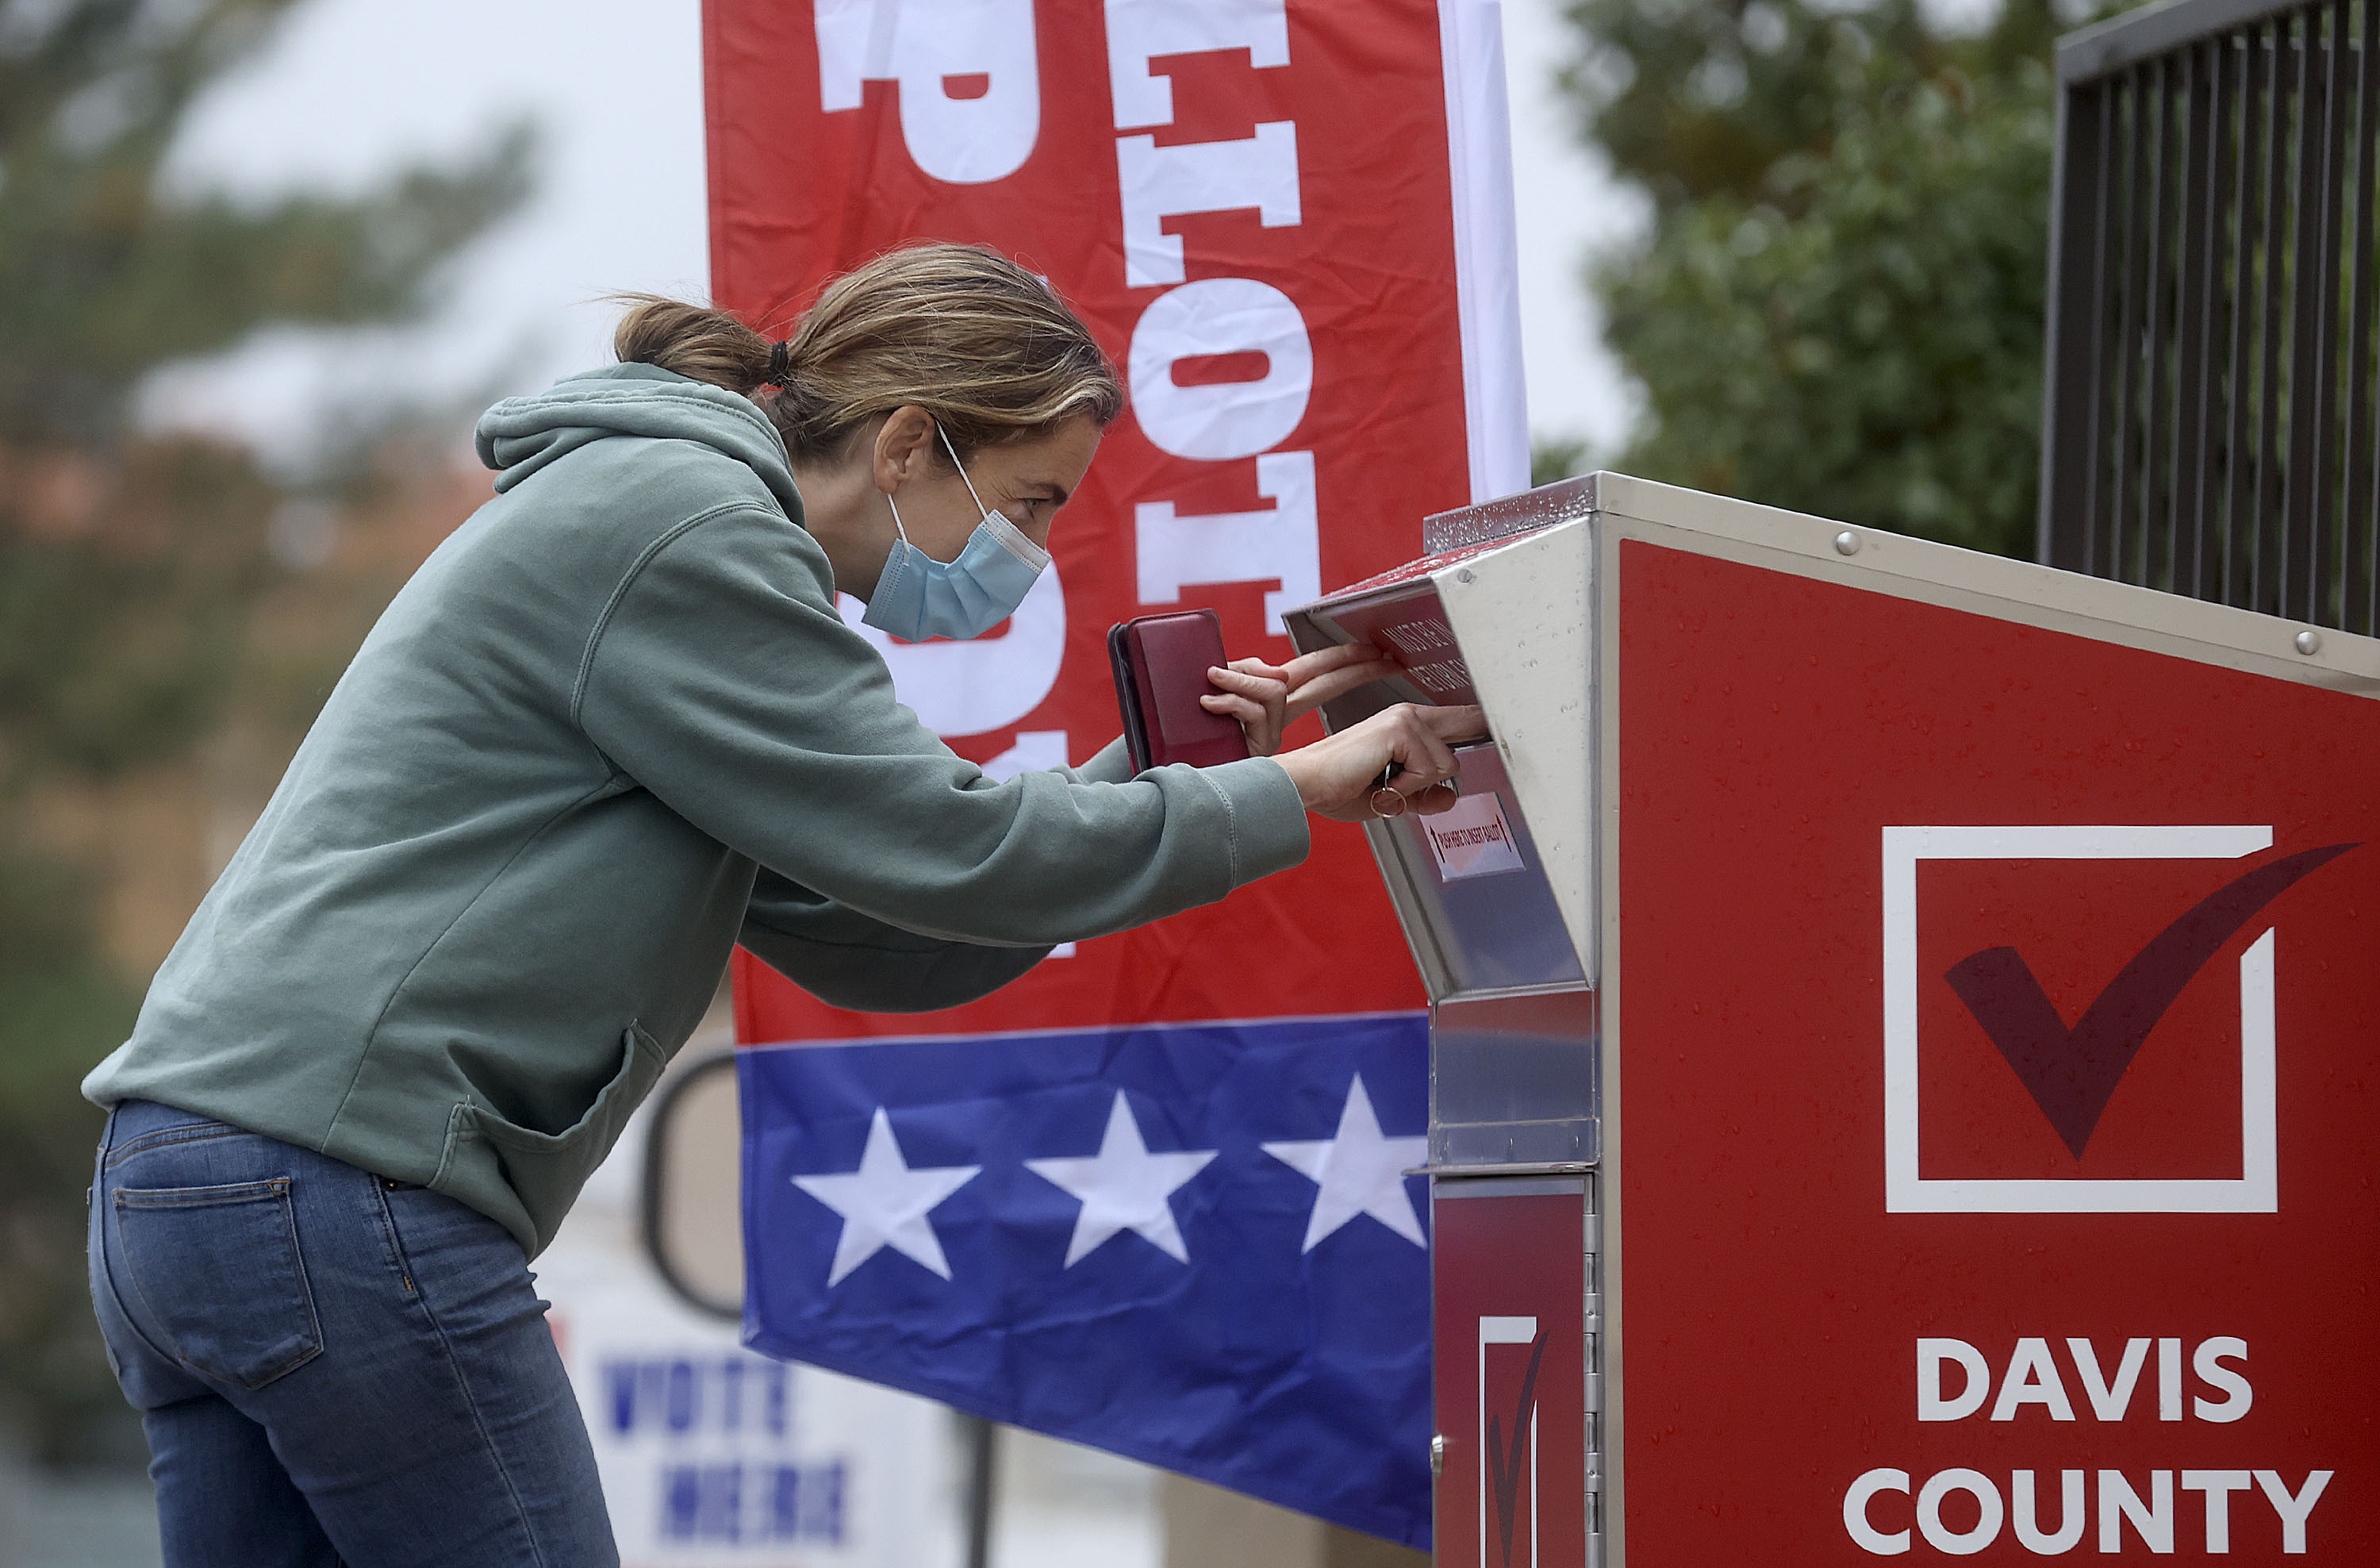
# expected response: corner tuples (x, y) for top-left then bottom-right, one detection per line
(872, 405), (939, 495)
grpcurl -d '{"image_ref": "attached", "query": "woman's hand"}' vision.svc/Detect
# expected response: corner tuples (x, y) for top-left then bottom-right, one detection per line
(1271, 702), (1488, 822)
(1198, 643), (1403, 756)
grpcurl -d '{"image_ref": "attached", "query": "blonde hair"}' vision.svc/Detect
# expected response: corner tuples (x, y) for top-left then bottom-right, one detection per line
(612, 244), (1122, 463)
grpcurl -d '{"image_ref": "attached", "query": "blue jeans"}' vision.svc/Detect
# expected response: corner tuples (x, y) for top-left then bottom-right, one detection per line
(86, 1099), (618, 1567)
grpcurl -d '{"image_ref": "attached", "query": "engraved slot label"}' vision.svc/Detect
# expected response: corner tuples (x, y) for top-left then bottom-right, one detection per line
(1378, 619), (1471, 698)
(1402, 659), (1472, 697)
(1380, 620), (1456, 654)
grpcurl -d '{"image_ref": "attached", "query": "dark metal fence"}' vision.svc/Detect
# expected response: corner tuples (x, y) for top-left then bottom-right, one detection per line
(2038, 0), (2379, 630)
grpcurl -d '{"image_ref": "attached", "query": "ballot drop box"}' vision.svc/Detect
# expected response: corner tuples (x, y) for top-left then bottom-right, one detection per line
(1284, 473), (2380, 1566)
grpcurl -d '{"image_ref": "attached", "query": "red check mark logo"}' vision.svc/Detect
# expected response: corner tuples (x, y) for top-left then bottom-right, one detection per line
(1942, 843), (2357, 1159)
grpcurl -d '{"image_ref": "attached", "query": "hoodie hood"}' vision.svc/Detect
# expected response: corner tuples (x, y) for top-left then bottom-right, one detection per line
(474, 363), (803, 521)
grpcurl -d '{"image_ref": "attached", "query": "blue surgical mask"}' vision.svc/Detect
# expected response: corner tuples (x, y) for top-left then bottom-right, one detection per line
(861, 425), (1050, 643)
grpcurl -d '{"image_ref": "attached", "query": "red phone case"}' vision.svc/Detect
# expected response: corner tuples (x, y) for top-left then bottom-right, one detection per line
(1107, 609), (1252, 772)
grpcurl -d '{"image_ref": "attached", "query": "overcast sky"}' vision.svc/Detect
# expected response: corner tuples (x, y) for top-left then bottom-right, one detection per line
(146, 0), (1641, 474)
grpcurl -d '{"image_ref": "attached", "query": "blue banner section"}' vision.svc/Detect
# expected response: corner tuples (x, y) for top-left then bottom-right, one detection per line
(736, 1013), (1433, 1547)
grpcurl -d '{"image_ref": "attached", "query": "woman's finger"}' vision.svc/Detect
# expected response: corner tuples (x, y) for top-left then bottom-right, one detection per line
(1219, 666), (1295, 718)
(1197, 691), (1269, 728)
(1280, 643), (1384, 686)
(1206, 663), (1288, 701)
(1405, 779), (1464, 816)
(1280, 644), (1396, 715)
(1416, 703), (1488, 744)
(1284, 657), (1403, 718)
(1208, 662), (1290, 755)
(1387, 710), (1461, 797)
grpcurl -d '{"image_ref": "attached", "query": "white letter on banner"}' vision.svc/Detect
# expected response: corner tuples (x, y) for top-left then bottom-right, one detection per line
(1842, 1470), (1911, 1555)
(1116, 123), (1299, 287)
(2255, 1470), (2332, 1555)
(2193, 1337), (2253, 1422)
(815, 0), (1039, 183)
(1988, 1338), (2076, 1422)
(1135, 451), (1316, 633)
(1129, 279), (1312, 459)
(1917, 1339), (1990, 1422)
(2182, 1470), (2252, 1553)
(836, 567), (1065, 736)
(2067, 1336), (2151, 1420)
(1104, 0), (1289, 130)
(2011, 1470), (2086, 1555)
(1916, 1470), (2002, 1555)
(2098, 1470), (2175, 1554)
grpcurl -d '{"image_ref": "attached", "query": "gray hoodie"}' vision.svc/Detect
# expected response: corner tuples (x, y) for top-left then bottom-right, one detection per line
(84, 363), (1309, 1255)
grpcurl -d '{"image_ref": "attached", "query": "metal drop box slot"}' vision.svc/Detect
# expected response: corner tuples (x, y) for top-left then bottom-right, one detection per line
(1283, 477), (1602, 1172)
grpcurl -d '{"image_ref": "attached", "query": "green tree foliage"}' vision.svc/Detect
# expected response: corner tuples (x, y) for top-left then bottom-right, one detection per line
(1559, 0), (2102, 556)
(0, 0), (528, 1465)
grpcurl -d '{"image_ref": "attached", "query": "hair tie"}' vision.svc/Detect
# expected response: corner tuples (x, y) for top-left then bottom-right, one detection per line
(766, 340), (793, 386)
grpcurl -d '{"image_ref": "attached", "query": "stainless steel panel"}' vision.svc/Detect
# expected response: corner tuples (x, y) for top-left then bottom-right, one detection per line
(1431, 986), (1599, 1167)
(1377, 743), (1586, 1000)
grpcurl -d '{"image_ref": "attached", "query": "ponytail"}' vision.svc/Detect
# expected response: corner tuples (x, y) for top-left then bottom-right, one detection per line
(610, 297), (775, 395)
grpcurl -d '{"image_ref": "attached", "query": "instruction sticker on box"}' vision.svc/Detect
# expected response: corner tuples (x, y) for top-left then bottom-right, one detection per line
(1420, 790), (1526, 880)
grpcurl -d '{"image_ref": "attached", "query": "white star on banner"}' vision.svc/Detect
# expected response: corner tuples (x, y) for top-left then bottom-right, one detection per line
(1025, 1091), (1219, 1266)
(793, 1107), (981, 1286)
(1263, 1074), (1429, 1252)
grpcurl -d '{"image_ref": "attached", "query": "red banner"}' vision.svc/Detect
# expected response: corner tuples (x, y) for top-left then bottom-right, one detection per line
(705, 0), (1525, 1042)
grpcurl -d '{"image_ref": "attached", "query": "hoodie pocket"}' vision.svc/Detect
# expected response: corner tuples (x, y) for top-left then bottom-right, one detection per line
(466, 1024), (670, 1234)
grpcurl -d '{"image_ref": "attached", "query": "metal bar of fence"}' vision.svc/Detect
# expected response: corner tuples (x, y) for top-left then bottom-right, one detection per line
(2041, 79), (2113, 571)
(2283, 5), (2334, 621)
(2145, 56), (2178, 590)
(2313, 0), (2357, 624)
(2209, 38), (2242, 600)
(2252, 13), (2292, 616)
(2225, 25), (2268, 606)
(2340, 0), (2370, 625)
(2117, 67), (2155, 581)
(2347, 0), (2380, 633)
(2178, 40), (2222, 598)
(2317, 0), (2353, 619)
(2113, 70), (2152, 580)
(2096, 71), (2128, 580)
(2104, 71), (2136, 580)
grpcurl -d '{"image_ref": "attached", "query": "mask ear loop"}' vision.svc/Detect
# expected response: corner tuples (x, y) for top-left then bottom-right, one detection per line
(882, 421), (916, 546)
(883, 421), (976, 546)
(936, 421), (1049, 573)
(938, 423), (997, 521)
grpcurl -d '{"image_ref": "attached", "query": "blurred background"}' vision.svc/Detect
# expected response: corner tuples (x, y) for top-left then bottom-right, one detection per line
(0, 0), (2095, 1560)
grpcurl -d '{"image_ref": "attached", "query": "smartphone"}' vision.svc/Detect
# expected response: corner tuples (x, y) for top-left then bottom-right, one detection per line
(1107, 609), (1253, 773)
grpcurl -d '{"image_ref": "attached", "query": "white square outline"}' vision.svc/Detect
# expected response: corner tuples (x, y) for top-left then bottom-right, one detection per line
(1882, 825), (2279, 1213)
